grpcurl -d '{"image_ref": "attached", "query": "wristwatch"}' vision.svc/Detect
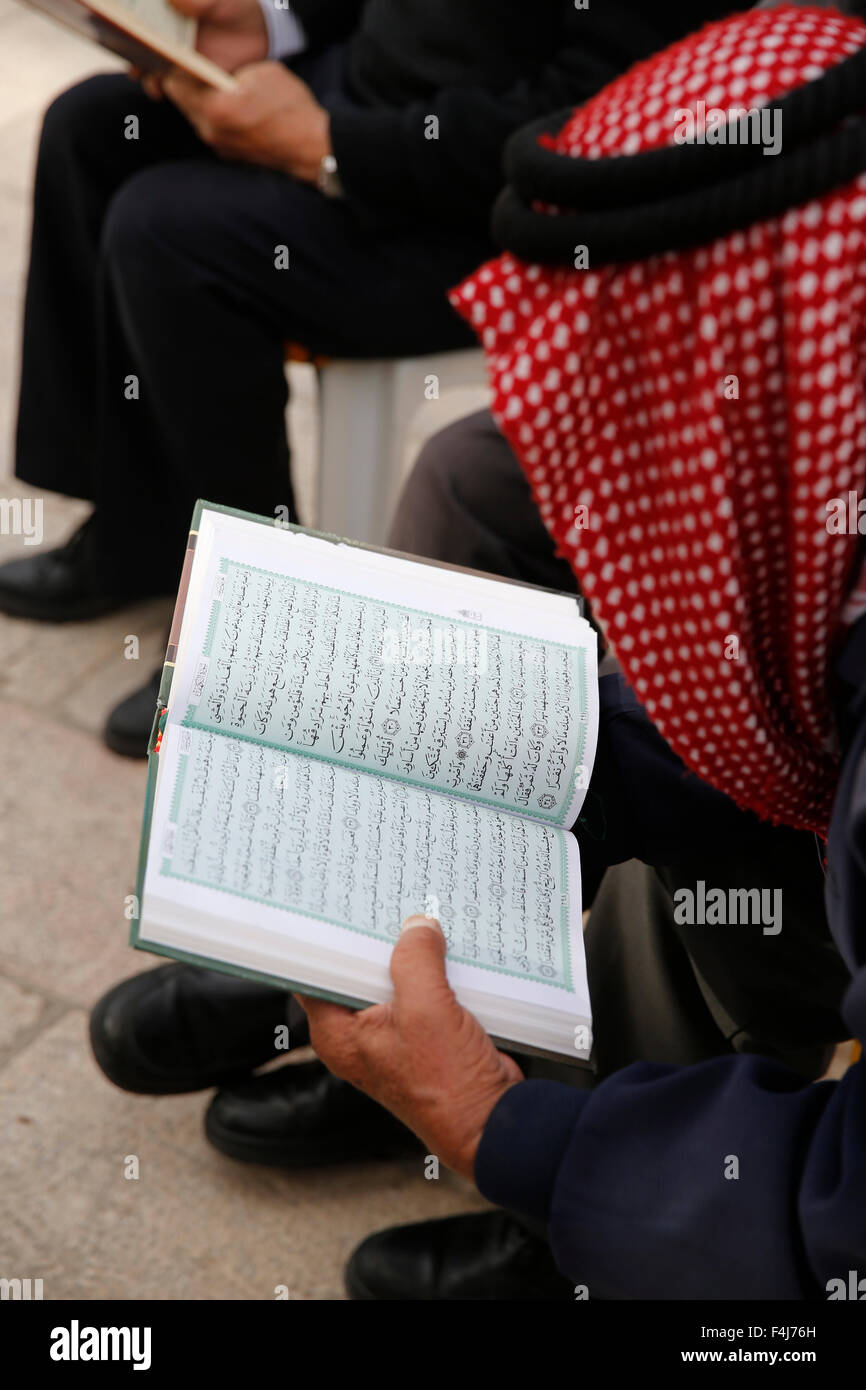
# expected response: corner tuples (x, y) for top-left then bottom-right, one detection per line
(317, 153), (344, 199)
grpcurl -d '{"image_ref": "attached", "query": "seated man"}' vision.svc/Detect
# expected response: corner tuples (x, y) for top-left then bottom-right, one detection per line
(90, 2), (865, 1299)
(89, 403), (851, 1299)
(300, 2), (866, 1297)
(0, 0), (732, 756)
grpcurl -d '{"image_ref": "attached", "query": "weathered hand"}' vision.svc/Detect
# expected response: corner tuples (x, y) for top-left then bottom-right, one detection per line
(297, 916), (524, 1181)
(162, 62), (331, 180)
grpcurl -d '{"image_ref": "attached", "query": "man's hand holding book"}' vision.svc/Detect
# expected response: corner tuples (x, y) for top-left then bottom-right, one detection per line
(299, 917), (525, 1182)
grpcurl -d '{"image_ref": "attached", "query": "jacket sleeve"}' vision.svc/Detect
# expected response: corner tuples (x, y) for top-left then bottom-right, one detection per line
(327, 4), (734, 228)
(574, 671), (784, 885)
(474, 657), (866, 1299)
(327, 46), (617, 227)
(475, 1049), (864, 1298)
(290, 0), (367, 50)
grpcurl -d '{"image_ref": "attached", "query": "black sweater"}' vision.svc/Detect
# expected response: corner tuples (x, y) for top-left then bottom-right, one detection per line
(289, 0), (738, 227)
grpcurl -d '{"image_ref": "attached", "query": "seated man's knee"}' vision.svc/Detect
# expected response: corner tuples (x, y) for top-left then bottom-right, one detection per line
(40, 74), (140, 161)
(101, 165), (201, 281)
(389, 410), (513, 555)
(406, 410), (500, 510)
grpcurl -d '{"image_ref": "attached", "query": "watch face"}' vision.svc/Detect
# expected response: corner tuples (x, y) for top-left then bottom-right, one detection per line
(319, 157), (344, 199)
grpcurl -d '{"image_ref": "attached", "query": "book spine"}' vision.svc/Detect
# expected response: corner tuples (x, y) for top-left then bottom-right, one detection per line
(148, 524), (199, 754)
(165, 528), (198, 669)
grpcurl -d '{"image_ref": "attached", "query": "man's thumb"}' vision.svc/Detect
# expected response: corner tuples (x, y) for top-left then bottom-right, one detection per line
(389, 915), (453, 1008)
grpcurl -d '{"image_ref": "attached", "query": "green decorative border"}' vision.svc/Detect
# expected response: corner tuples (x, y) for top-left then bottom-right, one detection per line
(182, 559), (591, 829)
(202, 604), (221, 659)
(160, 810), (573, 990)
(169, 753), (190, 824)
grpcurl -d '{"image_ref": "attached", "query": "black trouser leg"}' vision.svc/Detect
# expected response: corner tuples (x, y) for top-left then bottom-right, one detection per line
(16, 74), (209, 503)
(17, 69), (487, 595)
(90, 138), (488, 590)
(85, 153), (484, 592)
(389, 408), (580, 592)
(87, 156), (299, 593)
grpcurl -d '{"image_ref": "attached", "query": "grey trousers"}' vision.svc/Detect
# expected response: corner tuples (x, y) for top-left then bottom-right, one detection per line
(388, 410), (850, 1091)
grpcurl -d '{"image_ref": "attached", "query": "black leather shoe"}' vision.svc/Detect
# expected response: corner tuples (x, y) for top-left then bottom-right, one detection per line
(104, 668), (161, 758)
(206, 1060), (421, 1167)
(0, 517), (137, 622)
(89, 963), (291, 1094)
(345, 1212), (575, 1300)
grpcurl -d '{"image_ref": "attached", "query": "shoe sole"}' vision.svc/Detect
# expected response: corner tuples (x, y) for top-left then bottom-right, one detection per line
(204, 1105), (421, 1169)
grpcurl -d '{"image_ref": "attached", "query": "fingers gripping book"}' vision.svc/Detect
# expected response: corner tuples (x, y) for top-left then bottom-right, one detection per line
(132, 502), (599, 1062)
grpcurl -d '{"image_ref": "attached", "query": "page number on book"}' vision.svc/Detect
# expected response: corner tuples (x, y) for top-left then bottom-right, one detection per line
(191, 658), (209, 701)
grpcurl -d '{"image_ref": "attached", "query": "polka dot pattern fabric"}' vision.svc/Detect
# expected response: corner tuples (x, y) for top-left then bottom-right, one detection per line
(451, 5), (866, 835)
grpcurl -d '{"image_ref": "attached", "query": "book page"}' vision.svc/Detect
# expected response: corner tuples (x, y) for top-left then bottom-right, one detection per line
(149, 725), (578, 993)
(17, 0), (236, 90)
(118, 0), (194, 46)
(168, 510), (598, 829)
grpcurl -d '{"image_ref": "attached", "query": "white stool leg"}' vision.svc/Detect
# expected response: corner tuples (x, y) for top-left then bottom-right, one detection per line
(315, 349), (489, 547)
(316, 361), (396, 545)
(385, 350), (491, 502)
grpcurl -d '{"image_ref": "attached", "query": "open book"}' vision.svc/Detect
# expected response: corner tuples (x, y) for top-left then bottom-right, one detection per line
(17, 0), (237, 90)
(132, 502), (599, 1061)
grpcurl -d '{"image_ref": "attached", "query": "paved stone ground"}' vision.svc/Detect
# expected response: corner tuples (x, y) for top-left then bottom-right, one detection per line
(0, 6), (490, 1300)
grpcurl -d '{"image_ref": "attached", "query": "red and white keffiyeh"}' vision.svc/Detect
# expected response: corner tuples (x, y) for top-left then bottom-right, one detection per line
(451, 4), (866, 835)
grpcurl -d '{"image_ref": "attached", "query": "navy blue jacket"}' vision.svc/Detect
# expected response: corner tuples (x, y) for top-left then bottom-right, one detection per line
(475, 620), (866, 1299)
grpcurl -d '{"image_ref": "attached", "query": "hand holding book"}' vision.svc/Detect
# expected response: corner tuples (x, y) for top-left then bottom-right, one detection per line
(135, 0), (268, 98)
(161, 60), (333, 180)
(133, 503), (599, 1061)
(298, 915), (525, 1180)
(18, 0), (333, 172)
